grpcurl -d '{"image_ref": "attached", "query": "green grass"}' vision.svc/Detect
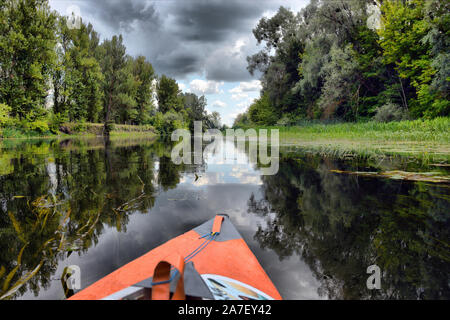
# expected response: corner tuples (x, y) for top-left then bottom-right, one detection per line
(0, 126), (53, 139)
(1, 122), (157, 139)
(238, 117), (450, 164)
(263, 117), (449, 141)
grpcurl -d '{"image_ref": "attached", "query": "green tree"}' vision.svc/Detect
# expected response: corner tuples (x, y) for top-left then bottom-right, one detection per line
(98, 35), (127, 133)
(114, 56), (139, 124)
(182, 92), (207, 130)
(232, 112), (250, 128)
(156, 75), (183, 114)
(66, 20), (104, 122)
(205, 111), (221, 129)
(248, 92), (279, 125)
(52, 16), (72, 118)
(317, 44), (360, 120)
(247, 6), (303, 115)
(132, 56), (155, 124)
(0, 0), (57, 120)
(378, 0), (449, 117)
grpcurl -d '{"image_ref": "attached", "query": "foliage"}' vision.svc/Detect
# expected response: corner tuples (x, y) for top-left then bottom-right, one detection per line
(232, 112), (250, 128)
(182, 93), (207, 130)
(152, 111), (185, 135)
(249, 153), (450, 299)
(238, 0), (449, 126)
(52, 17), (104, 122)
(0, 104), (12, 127)
(0, 0), (162, 137)
(49, 112), (68, 134)
(373, 102), (409, 123)
(0, 0), (56, 121)
(157, 75), (183, 114)
(248, 92), (279, 125)
(205, 111), (222, 129)
(132, 56), (156, 124)
(24, 120), (50, 134)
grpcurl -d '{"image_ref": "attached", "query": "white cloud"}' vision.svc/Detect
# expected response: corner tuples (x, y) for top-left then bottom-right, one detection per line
(230, 167), (262, 185)
(231, 93), (249, 101)
(193, 172), (225, 186)
(211, 100), (227, 108)
(237, 98), (255, 110)
(189, 79), (224, 95)
(229, 80), (261, 94)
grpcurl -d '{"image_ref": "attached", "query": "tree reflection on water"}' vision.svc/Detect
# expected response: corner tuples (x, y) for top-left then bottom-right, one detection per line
(0, 137), (193, 299)
(0, 138), (448, 299)
(249, 154), (450, 299)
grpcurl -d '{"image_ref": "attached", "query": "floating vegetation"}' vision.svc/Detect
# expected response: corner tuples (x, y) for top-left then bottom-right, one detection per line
(330, 169), (450, 184)
(0, 195), (101, 300)
(240, 118), (450, 165)
(430, 163), (450, 167)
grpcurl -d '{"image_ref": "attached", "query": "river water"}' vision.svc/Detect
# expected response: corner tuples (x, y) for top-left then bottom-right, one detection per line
(0, 136), (448, 300)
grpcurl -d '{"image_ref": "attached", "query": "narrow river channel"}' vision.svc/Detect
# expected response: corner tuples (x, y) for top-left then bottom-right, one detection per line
(0, 137), (448, 299)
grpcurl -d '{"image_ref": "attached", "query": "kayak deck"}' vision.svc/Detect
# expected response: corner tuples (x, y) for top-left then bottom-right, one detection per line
(69, 215), (282, 300)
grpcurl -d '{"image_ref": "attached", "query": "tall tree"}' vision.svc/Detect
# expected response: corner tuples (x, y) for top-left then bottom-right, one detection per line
(206, 111), (222, 129)
(247, 6), (303, 114)
(181, 92), (207, 130)
(132, 56), (155, 124)
(0, 0), (57, 120)
(156, 75), (183, 114)
(378, 0), (449, 117)
(98, 35), (127, 133)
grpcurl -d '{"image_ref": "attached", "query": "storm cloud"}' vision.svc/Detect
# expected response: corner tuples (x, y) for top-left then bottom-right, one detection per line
(54, 0), (307, 81)
(84, 0), (160, 33)
(169, 1), (261, 43)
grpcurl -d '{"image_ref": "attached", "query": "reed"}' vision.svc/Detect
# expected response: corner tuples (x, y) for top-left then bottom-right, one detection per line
(239, 117), (450, 164)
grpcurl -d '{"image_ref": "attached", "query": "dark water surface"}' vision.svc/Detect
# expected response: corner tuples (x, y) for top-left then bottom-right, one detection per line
(0, 137), (448, 300)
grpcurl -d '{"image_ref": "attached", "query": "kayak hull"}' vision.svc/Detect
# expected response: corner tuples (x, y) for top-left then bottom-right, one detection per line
(69, 215), (282, 300)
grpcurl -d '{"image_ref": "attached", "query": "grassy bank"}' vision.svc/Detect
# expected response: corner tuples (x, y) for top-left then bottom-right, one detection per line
(240, 117), (450, 164)
(0, 122), (157, 139)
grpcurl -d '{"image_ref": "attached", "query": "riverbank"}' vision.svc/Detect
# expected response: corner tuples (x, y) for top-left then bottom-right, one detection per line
(0, 122), (157, 139)
(239, 117), (450, 164)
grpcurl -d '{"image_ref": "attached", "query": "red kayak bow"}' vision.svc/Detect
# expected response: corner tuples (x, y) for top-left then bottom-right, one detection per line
(69, 214), (282, 300)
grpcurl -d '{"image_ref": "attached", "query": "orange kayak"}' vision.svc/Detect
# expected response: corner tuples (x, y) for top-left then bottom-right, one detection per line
(69, 214), (282, 300)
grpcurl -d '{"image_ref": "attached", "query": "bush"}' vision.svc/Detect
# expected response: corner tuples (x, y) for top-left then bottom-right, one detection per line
(49, 112), (68, 133)
(152, 111), (185, 135)
(25, 120), (50, 133)
(276, 115), (292, 126)
(0, 103), (12, 127)
(373, 103), (409, 122)
(248, 93), (278, 125)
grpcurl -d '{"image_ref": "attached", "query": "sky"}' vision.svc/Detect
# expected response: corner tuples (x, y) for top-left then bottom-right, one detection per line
(49, 0), (310, 126)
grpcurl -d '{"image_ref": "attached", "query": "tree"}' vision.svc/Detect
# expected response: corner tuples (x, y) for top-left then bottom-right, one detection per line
(156, 75), (183, 114)
(52, 15), (72, 118)
(421, 0), (449, 117)
(0, 0), (57, 120)
(114, 56), (139, 124)
(248, 92), (279, 125)
(317, 44), (360, 120)
(98, 35), (127, 133)
(205, 111), (221, 129)
(181, 92), (207, 130)
(247, 6), (303, 114)
(72, 22), (104, 122)
(378, 0), (449, 117)
(132, 56), (155, 124)
(58, 19), (104, 122)
(232, 112), (250, 128)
